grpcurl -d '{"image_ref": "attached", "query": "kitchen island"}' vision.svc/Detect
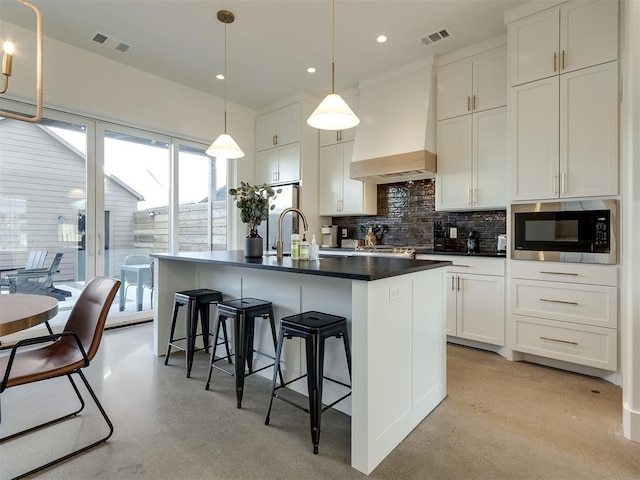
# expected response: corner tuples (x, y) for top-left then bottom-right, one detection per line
(151, 251), (450, 474)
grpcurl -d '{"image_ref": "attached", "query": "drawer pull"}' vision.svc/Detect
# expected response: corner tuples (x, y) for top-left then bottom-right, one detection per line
(452, 264), (470, 268)
(540, 298), (579, 306)
(539, 271), (579, 276)
(540, 336), (579, 346)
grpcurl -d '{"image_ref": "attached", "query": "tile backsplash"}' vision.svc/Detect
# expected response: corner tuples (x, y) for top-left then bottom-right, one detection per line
(333, 179), (506, 252)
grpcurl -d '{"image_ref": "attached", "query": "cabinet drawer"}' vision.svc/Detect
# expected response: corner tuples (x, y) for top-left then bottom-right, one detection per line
(511, 279), (617, 328)
(422, 255), (505, 276)
(510, 260), (617, 286)
(513, 314), (617, 371)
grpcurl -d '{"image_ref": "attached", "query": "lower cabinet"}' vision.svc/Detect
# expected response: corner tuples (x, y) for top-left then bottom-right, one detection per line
(509, 261), (618, 371)
(420, 255), (505, 346)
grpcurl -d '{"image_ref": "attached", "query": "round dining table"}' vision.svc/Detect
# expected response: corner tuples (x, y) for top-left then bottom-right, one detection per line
(0, 294), (59, 337)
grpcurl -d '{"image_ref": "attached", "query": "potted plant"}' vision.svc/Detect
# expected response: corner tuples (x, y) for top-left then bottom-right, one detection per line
(229, 182), (280, 257)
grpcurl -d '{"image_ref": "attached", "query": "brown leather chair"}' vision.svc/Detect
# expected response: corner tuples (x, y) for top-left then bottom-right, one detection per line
(0, 276), (121, 479)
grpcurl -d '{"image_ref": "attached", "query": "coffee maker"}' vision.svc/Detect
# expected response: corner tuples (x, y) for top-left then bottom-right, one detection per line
(321, 225), (338, 248)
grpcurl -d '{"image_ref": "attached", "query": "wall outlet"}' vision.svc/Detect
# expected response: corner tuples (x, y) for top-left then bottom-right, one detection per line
(389, 286), (401, 301)
(450, 227), (457, 239)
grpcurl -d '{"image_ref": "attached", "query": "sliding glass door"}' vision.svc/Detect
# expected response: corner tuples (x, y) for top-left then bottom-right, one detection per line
(0, 101), (228, 338)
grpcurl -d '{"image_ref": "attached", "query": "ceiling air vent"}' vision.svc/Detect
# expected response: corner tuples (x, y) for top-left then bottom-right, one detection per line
(420, 28), (451, 46)
(91, 32), (133, 54)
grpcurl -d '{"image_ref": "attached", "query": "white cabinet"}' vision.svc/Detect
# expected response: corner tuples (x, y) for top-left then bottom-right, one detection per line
(508, 0), (618, 86)
(436, 107), (507, 210)
(437, 46), (507, 121)
(509, 260), (618, 371)
(510, 62), (618, 200)
(420, 255), (505, 346)
(255, 142), (300, 185)
(318, 142), (376, 216)
(256, 103), (301, 152)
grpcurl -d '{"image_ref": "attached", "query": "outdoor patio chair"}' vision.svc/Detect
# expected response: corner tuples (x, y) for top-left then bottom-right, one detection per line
(0, 250), (48, 289)
(8, 253), (71, 301)
(0, 276), (121, 479)
(123, 254), (153, 304)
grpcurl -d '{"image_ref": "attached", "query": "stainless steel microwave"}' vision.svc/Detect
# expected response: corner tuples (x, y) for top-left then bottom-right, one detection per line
(511, 200), (617, 264)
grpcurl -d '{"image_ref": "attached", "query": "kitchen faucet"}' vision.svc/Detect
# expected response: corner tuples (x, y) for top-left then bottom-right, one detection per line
(277, 207), (309, 260)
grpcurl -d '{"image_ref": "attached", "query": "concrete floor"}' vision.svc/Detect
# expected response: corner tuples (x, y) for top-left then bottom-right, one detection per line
(1, 323), (638, 479)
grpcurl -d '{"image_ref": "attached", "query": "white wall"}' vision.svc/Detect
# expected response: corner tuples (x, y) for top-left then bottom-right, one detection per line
(621, 0), (640, 443)
(0, 20), (255, 249)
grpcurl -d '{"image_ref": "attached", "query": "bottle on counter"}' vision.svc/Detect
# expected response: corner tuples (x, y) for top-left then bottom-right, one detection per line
(291, 233), (300, 260)
(310, 234), (320, 260)
(300, 234), (310, 260)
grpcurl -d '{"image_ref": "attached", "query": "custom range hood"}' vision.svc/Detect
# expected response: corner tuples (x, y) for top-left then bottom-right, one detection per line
(350, 56), (437, 184)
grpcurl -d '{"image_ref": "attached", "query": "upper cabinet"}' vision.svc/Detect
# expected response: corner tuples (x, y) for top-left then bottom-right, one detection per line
(437, 47), (507, 121)
(508, 0), (618, 86)
(507, 0), (619, 201)
(255, 101), (318, 186)
(256, 103), (302, 152)
(436, 44), (508, 211)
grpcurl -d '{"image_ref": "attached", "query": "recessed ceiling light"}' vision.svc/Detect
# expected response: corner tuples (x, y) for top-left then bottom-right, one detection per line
(377, 35), (387, 43)
(307, 67), (316, 73)
(216, 74), (224, 80)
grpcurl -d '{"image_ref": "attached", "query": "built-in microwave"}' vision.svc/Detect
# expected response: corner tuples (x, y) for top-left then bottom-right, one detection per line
(511, 200), (617, 264)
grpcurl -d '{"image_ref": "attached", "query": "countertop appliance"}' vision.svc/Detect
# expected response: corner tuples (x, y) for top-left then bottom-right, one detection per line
(511, 200), (617, 264)
(257, 184), (299, 254)
(496, 234), (507, 254)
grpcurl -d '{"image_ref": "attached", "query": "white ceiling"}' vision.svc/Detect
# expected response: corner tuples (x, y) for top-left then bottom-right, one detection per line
(0, 0), (532, 110)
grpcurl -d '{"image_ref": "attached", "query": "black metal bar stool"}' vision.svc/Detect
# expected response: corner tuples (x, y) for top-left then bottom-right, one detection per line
(264, 311), (352, 454)
(165, 288), (230, 378)
(205, 297), (284, 408)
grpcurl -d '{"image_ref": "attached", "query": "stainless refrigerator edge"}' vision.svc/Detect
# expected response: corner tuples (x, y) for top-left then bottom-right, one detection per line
(257, 184), (299, 254)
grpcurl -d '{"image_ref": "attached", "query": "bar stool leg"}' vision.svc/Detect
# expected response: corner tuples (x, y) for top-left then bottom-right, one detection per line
(265, 323), (286, 425)
(305, 333), (325, 454)
(267, 308), (285, 386)
(246, 316), (256, 374)
(234, 311), (247, 408)
(186, 299), (198, 378)
(164, 301), (181, 364)
(200, 303), (210, 353)
(341, 326), (352, 383)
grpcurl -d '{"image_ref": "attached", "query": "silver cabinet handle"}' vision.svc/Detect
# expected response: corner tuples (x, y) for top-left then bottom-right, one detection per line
(540, 298), (579, 306)
(562, 50), (566, 70)
(467, 96), (471, 111)
(457, 276), (461, 291)
(539, 271), (579, 276)
(467, 188), (472, 205)
(451, 275), (455, 291)
(561, 172), (567, 195)
(472, 188), (477, 205)
(452, 264), (470, 268)
(540, 336), (578, 346)
(472, 95), (477, 110)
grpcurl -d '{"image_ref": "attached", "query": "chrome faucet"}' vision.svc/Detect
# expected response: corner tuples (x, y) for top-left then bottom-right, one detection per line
(277, 207), (309, 260)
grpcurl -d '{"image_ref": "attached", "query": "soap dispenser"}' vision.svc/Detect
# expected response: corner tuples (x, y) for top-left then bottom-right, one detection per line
(310, 234), (319, 260)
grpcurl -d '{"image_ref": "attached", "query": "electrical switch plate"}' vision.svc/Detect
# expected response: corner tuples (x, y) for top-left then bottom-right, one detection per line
(450, 227), (457, 239)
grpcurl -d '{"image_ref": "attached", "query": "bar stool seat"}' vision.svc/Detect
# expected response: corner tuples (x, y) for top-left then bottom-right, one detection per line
(165, 288), (229, 378)
(264, 310), (352, 454)
(206, 297), (283, 408)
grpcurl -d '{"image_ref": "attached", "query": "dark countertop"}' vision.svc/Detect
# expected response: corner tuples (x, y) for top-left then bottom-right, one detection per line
(152, 250), (451, 281)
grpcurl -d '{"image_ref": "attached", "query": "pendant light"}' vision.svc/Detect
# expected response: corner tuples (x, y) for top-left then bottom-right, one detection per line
(206, 10), (244, 159)
(307, 0), (359, 130)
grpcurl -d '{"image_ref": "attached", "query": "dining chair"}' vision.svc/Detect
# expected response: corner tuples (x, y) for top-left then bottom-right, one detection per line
(0, 276), (121, 479)
(122, 253), (152, 302)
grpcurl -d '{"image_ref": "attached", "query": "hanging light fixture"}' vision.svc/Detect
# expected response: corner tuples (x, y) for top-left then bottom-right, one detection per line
(307, 0), (359, 130)
(206, 9), (244, 159)
(0, 0), (43, 123)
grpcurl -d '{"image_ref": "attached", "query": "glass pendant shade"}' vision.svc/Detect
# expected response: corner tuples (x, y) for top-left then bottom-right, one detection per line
(206, 133), (245, 159)
(307, 93), (360, 130)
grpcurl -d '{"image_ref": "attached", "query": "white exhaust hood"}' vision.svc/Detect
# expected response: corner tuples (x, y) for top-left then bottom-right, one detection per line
(350, 56), (437, 184)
